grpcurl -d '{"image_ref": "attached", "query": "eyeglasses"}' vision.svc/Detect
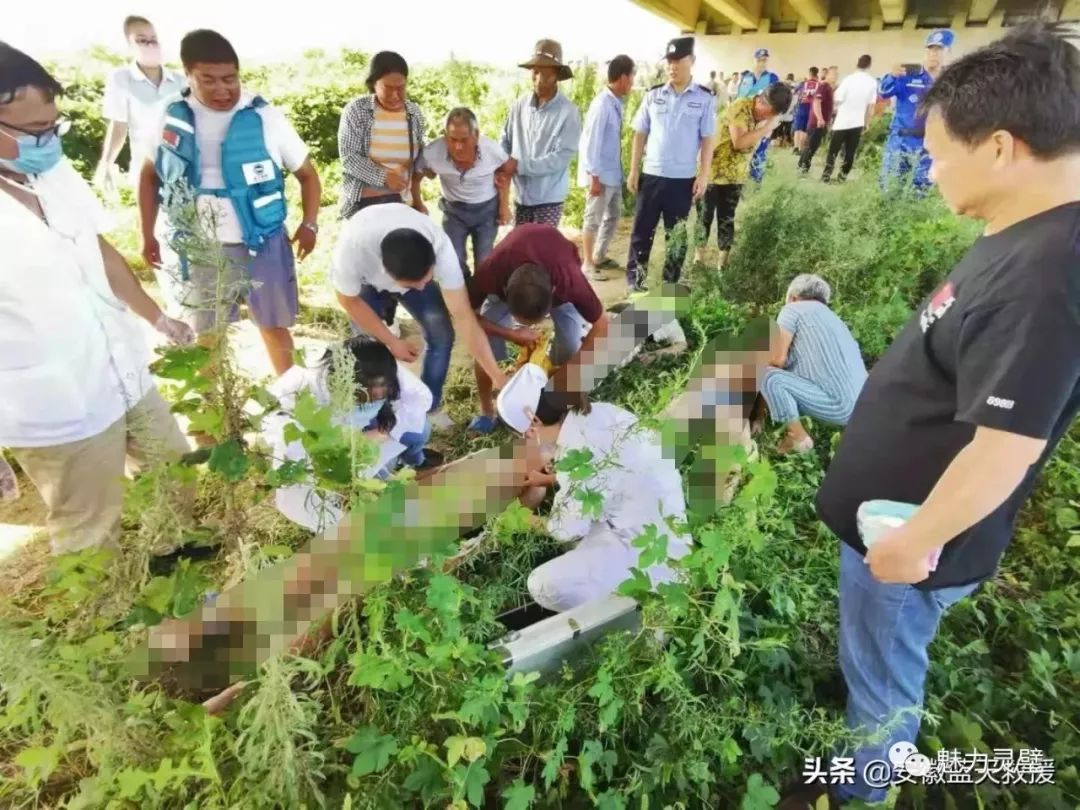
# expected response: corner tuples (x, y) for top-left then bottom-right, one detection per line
(0, 118), (70, 147)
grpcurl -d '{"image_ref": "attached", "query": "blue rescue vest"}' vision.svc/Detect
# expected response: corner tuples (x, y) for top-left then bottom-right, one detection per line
(155, 91), (288, 258)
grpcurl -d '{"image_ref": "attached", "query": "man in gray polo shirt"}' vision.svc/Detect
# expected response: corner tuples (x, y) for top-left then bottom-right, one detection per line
(417, 108), (515, 279)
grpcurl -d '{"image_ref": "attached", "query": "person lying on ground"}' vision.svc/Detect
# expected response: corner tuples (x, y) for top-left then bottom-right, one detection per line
(760, 273), (867, 454)
(498, 368), (691, 613)
(262, 337), (441, 532)
(467, 223), (610, 433)
(1, 42), (194, 557)
(331, 202), (508, 428)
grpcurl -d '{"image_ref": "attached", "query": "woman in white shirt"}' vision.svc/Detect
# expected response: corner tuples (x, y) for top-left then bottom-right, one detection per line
(263, 337), (439, 532)
(502, 384), (691, 612)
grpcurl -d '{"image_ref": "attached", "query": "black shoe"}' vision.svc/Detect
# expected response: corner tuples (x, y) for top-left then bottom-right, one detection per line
(595, 257), (621, 270)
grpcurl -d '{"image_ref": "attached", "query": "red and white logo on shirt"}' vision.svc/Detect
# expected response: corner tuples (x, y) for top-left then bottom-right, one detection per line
(920, 281), (956, 333)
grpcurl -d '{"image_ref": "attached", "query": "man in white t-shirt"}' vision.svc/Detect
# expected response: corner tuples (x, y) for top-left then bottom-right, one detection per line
(822, 54), (880, 183)
(138, 29), (323, 376)
(1, 44), (194, 555)
(94, 15), (186, 192)
(330, 202), (508, 420)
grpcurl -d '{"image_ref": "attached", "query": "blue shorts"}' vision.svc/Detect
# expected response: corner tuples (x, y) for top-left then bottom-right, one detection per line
(793, 104), (811, 133)
(180, 230), (299, 333)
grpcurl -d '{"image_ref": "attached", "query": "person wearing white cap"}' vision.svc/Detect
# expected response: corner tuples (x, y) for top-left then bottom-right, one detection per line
(879, 28), (954, 193)
(497, 370), (691, 613)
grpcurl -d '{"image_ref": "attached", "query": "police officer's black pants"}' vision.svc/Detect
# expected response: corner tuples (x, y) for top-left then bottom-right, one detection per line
(798, 127), (827, 174)
(626, 174), (695, 286)
(822, 127), (863, 182)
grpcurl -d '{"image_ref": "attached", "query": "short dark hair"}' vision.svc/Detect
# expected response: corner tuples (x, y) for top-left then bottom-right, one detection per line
(762, 82), (794, 114)
(922, 21), (1080, 159)
(381, 228), (435, 281)
(0, 42), (63, 106)
(809, 66), (819, 78)
(857, 54), (872, 69)
(608, 54), (636, 84)
(366, 51), (409, 93)
(505, 263), (553, 322)
(785, 72), (795, 81)
(180, 29), (239, 70)
(535, 391), (591, 426)
(123, 15), (152, 37)
(322, 337), (399, 433)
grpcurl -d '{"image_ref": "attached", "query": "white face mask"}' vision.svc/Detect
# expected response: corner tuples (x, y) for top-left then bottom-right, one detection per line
(134, 42), (163, 68)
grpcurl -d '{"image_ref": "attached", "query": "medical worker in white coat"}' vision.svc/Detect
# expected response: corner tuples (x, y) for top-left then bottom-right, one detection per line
(263, 337), (437, 532)
(498, 365), (691, 612)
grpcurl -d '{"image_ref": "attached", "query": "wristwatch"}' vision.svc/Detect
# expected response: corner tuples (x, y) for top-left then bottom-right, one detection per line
(300, 221), (319, 234)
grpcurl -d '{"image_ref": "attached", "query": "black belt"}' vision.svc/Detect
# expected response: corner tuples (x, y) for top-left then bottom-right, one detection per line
(897, 128), (925, 138)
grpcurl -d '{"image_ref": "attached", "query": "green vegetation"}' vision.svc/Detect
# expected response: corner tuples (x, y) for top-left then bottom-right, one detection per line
(0, 49), (1075, 810)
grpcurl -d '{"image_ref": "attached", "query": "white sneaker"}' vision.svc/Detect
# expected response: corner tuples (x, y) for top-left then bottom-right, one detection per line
(428, 410), (454, 430)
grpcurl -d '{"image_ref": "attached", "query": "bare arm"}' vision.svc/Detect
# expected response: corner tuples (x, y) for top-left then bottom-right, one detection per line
(729, 121), (763, 151)
(99, 236), (164, 325)
(96, 121), (128, 170)
(442, 286), (507, 388)
(629, 131), (646, 176)
(548, 311), (611, 395)
(294, 159), (321, 225)
(336, 291), (397, 346)
(137, 159), (160, 244)
(768, 326), (794, 368)
(697, 135), (716, 178)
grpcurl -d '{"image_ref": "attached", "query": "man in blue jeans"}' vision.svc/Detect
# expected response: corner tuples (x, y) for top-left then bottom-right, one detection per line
(781, 22), (1080, 808)
(417, 107), (515, 279)
(330, 202), (508, 427)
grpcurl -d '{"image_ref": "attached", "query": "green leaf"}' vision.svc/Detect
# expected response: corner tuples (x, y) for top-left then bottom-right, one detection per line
(346, 726), (399, 776)
(14, 745), (59, 787)
(265, 460), (310, 488)
(574, 488), (604, 518)
(596, 791), (627, 810)
(349, 651), (414, 692)
(403, 756), (445, 801)
(632, 524), (668, 569)
(740, 773), (780, 810)
(149, 344), (210, 381)
(502, 779), (536, 810)
(208, 439), (249, 482)
(426, 573), (464, 616)
(140, 576), (175, 614)
(541, 738), (568, 788)
(555, 448), (595, 480)
(616, 567), (652, 599)
(1055, 506), (1079, 529)
(457, 761), (491, 808)
(446, 735), (486, 767)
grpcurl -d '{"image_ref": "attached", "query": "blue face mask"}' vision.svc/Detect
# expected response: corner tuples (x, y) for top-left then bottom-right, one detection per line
(0, 130), (64, 175)
(349, 398), (387, 430)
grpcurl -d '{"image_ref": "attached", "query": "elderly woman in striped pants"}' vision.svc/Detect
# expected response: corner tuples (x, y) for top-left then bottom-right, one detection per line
(759, 274), (868, 454)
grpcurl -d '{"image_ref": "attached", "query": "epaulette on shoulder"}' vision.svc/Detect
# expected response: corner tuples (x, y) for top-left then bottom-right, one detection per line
(696, 83), (714, 94)
(648, 82), (666, 90)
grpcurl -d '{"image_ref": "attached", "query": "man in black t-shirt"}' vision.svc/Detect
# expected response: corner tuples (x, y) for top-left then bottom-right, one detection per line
(780, 22), (1080, 809)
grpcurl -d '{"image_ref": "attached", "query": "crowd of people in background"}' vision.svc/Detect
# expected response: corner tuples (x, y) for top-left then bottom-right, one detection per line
(3, 17), (1079, 809)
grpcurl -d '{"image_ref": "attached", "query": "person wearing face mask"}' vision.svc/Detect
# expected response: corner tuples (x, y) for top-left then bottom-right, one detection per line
(94, 16), (186, 192)
(139, 29), (323, 378)
(0, 43), (194, 556)
(502, 39), (582, 226)
(262, 337), (441, 532)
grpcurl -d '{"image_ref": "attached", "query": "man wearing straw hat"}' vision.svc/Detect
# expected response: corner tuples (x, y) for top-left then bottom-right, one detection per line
(502, 39), (581, 227)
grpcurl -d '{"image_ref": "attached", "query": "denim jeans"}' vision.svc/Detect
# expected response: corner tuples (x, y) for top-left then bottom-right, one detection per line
(354, 283), (455, 409)
(440, 197), (499, 280)
(479, 297), (589, 365)
(397, 420), (432, 468)
(835, 542), (979, 803)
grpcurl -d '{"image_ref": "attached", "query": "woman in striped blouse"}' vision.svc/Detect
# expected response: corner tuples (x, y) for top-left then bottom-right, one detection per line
(338, 51), (428, 332)
(760, 274), (868, 454)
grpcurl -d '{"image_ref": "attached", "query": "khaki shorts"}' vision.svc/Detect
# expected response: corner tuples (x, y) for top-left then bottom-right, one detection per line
(11, 388), (190, 555)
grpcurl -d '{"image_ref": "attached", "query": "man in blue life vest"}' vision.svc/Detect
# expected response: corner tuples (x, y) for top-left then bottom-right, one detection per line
(737, 48), (779, 183)
(138, 29), (323, 376)
(879, 29), (953, 193)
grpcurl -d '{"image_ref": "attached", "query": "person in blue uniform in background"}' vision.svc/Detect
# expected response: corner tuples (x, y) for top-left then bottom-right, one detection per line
(879, 29), (953, 192)
(625, 36), (716, 291)
(737, 48), (779, 182)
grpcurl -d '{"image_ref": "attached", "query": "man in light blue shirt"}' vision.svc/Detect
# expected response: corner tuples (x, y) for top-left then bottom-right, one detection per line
(578, 54), (636, 281)
(502, 39), (582, 227)
(626, 36), (716, 291)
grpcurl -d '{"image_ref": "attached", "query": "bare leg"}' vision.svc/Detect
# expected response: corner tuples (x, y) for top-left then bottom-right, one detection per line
(582, 229), (598, 272)
(475, 360), (495, 418)
(259, 326), (295, 376)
